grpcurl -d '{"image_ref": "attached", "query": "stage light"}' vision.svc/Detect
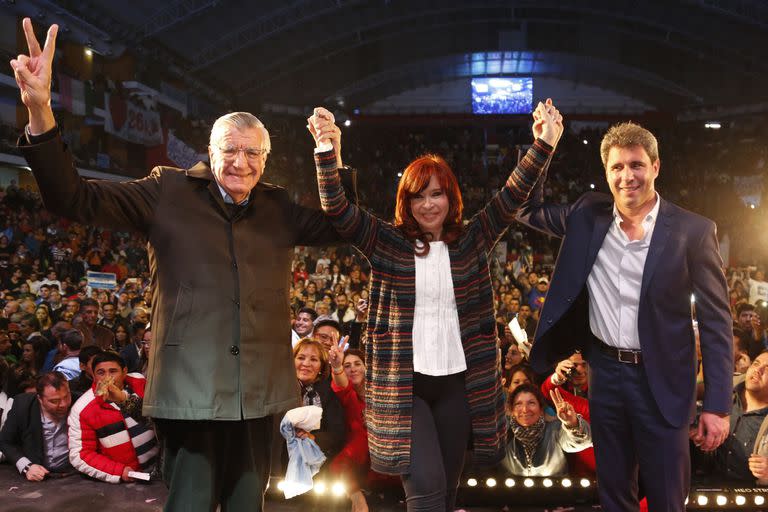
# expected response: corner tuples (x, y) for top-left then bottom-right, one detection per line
(467, 478), (478, 487)
(523, 478), (534, 488)
(716, 495), (727, 506)
(750, 204), (756, 209)
(276, 480), (286, 492)
(755, 495), (765, 506)
(344, 120), (351, 127)
(579, 478), (590, 488)
(697, 495), (708, 506)
(543, 478), (553, 488)
(685, 496), (689, 505)
(504, 478), (515, 487)
(332, 482), (345, 496)
(486, 478), (497, 488)
(84, 48), (93, 57)
(397, 172), (403, 177)
(691, 294), (696, 303)
(735, 495), (746, 506)
(704, 122), (721, 129)
(314, 481), (326, 495)
(589, 183), (595, 189)
(582, 139), (588, 145)
(561, 478), (572, 488)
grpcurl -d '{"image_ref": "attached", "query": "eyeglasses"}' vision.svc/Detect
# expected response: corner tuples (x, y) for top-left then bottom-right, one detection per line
(212, 144), (268, 161)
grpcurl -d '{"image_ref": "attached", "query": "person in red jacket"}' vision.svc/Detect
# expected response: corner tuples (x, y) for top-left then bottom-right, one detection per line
(68, 351), (158, 483)
(328, 340), (370, 512)
(540, 352), (595, 476)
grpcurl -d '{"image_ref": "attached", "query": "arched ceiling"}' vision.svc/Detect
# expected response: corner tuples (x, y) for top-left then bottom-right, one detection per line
(8, 0), (768, 113)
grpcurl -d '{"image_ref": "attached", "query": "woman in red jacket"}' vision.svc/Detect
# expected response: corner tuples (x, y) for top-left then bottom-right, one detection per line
(328, 341), (370, 512)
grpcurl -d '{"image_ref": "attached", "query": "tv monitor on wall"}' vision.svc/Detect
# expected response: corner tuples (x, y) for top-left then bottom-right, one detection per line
(471, 77), (533, 114)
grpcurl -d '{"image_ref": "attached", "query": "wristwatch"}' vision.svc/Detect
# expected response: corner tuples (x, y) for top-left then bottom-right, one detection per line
(22, 462), (32, 475)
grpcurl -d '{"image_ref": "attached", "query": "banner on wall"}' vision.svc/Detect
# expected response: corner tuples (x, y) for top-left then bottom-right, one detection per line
(104, 93), (164, 146)
(166, 130), (202, 169)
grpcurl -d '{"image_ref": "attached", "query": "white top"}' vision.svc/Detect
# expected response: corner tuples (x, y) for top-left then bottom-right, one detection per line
(412, 241), (467, 375)
(587, 194), (661, 350)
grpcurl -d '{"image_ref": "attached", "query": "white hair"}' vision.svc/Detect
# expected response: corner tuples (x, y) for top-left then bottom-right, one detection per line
(209, 112), (271, 154)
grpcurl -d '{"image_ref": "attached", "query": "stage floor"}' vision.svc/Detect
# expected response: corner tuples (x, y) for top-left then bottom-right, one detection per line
(0, 464), (605, 512)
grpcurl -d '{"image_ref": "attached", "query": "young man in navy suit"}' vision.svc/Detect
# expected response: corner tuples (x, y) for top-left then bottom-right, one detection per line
(519, 107), (732, 512)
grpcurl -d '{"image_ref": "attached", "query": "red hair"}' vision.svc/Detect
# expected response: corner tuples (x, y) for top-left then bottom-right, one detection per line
(394, 154), (463, 256)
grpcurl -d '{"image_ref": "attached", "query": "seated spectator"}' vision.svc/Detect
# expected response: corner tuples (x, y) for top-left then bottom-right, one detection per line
(118, 321), (147, 374)
(541, 354), (596, 477)
(292, 338), (345, 459)
(313, 318), (343, 352)
(113, 323), (129, 348)
(328, 344), (370, 512)
(52, 329), (83, 380)
(291, 307), (317, 348)
(41, 320), (72, 372)
(97, 302), (126, 333)
(692, 350), (768, 483)
(79, 298), (115, 351)
(69, 345), (103, 402)
(5, 335), (48, 397)
(0, 372), (73, 480)
(331, 293), (356, 331)
(736, 303), (767, 360)
(34, 303), (53, 339)
(139, 328), (151, 376)
(0, 330), (17, 365)
(503, 383), (591, 477)
(503, 363), (536, 395)
(68, 352), (159, 483)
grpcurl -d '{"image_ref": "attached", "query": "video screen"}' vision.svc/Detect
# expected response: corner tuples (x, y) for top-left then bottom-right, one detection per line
(471, 77), (533, 114)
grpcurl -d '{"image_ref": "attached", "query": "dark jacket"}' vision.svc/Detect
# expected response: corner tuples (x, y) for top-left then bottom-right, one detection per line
(0, 393), (45, 467)
(20, 130), (356, 421)
(518, 178), (733, 428)
(302, 377), (346, 459)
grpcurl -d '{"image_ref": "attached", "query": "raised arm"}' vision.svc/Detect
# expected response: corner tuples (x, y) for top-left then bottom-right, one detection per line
(11, 18), (158, 232)
(310, 108), (381, 258)
(471, 100), (562, 252)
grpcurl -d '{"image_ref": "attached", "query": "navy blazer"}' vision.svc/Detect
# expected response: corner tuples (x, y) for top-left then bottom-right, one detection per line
(518, 176), (733, 428)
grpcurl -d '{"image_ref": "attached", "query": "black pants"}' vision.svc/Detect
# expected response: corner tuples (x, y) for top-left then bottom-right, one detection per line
(155, 416), (273, 512)
(402, 372), (471, 512)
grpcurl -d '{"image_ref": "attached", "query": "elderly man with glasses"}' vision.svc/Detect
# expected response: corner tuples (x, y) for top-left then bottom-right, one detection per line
(11, 18), (356, 511)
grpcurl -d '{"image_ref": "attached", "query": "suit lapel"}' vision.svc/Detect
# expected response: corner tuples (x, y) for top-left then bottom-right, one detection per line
(640, 198), (673, 299)
(585, 203), (613, 277)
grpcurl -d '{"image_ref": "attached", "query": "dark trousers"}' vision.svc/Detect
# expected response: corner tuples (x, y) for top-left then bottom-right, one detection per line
(155, 416), (273, 512)
(588, 347), (690, 512)
(401, 372), (471, 512)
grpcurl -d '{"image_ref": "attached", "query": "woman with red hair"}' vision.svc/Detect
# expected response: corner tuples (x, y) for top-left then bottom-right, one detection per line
(309, 102), (562, 512)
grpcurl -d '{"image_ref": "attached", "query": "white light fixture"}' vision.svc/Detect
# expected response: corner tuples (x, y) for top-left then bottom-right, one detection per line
(84, 48), (93, 57)
(331, 482), (345, 496)
(589, 183), (595, 190)
(690, 294), (696, 303)
(579, 478), (590, 488)
(504, 478), (515, 488)
(735, 495), (746, 506)
(697, 495), (708, 506)
(344, 119), (351, 127)
(716, 495), (727, 506)
(524, 478), (534, 488)
(755, 495), (765, 506)
(467, 478), (478, 487)
(542, 478), (553, 488)
(582, 139), (588, 145)
(704, 122), (721, 129)
(314, 482), (327, 495)
(485, 478), (497, 488)
(561, 478), (572, 488)
(397, 172), (403, 177)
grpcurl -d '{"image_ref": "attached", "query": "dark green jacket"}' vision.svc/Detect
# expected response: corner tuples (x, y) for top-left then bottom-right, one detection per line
(20, 131), (355, 420)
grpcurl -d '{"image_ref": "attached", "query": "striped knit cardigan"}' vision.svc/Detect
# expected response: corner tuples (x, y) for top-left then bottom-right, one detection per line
(315, 139), (553, 474)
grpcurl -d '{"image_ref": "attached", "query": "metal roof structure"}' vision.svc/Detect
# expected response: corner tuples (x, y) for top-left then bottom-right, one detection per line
(5, 0), (767, 114)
